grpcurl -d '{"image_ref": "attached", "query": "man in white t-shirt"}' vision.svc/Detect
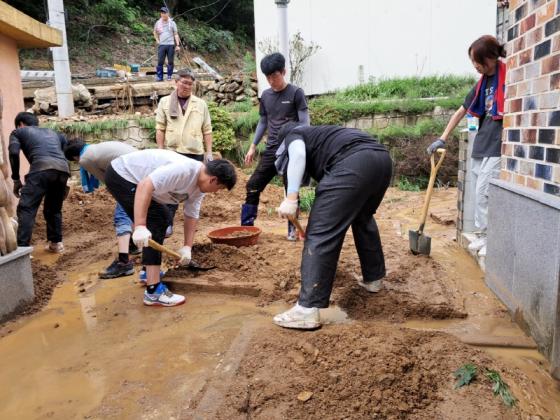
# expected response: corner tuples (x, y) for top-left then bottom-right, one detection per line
(105, 149), (237, 306)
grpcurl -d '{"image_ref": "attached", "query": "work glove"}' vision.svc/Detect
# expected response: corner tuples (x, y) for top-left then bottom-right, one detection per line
(177, 245), (192, 266)
(277, 198), (298, 218)
(13, 179), (22, 198)
(427, 139), (446, 155)
(205, 152), (214, 162)
(132, 225), (151, 248)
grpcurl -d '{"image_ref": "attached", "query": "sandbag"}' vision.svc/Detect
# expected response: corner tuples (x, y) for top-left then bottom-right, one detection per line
(0, 207), (16, 253)
(0, 212), (7, 256)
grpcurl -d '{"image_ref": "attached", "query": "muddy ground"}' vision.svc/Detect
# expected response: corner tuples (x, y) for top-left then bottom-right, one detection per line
(1, 169), (559, 418)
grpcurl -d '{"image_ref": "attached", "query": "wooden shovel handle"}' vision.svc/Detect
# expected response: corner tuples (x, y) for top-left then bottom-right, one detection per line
(148, 239), (182, 259)
(287, 215), (306, 239)
(418, 148), (446, 233)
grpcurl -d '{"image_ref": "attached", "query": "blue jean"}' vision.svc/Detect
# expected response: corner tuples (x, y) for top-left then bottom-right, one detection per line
(114, 202), (133, 237)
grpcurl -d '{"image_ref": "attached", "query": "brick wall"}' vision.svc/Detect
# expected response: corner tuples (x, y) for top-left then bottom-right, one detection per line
(501, 0), (560, 195)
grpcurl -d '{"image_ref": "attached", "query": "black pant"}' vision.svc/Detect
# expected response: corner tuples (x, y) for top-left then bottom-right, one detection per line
(168, 152), (204, 225)
(105, 164), (171, 266)
(17, 169), (68, 247)
(245, 149), (278, 206)
(298, 148), (393, 308)
(157, 45), (175, 67)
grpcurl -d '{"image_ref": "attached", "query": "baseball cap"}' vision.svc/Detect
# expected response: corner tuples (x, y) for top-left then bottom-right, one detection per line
(160, 7), (169, 13)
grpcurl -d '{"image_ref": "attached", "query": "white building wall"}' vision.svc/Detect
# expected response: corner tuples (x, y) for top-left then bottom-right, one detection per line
(254, 0), (496, 96)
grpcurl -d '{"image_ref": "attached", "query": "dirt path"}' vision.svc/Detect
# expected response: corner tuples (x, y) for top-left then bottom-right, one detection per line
(0, 171), (559, 419)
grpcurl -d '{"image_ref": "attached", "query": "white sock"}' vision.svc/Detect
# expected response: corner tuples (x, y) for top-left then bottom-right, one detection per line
(295, 303), (317, 313)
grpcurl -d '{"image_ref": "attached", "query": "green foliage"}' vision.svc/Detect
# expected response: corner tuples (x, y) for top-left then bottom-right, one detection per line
(299, 188), (316, 213)
(44, 118), (129, 136)
(396, 176), (423, 192)
(368, 118), (450, 143)
(454, 364), (478, 389)
(226, 100), (255, 114)
(309, 96), (464, 126)
(485, 369), (517, 407)
(175, 19), (234, 53)
(336, 75), (475, 101)
(232, 107), (261, 136)
(243, 52), (256, 76)
(270, 176), (284, 187)
(90, 0), (139, 32)
(208, 103), (236, 152)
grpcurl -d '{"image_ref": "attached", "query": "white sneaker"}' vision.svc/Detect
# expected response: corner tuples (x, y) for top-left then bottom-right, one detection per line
(468, 236), (486, 252)
(46, 242), (64, 253)
(165, 225), (173, 238)
(478, 245), (487, 257)
(358, 279), (383, 293)
(143, 283), (185, 307)
(273, 303), (321, 330)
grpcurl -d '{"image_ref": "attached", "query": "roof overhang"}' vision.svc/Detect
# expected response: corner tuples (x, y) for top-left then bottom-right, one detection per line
(0, 1), (62, 48)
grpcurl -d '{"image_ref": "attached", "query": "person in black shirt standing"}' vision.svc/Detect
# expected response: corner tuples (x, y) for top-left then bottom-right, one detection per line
(272, 124), (392, 329)
(242, 53), (310, 240)
(9, 112), (70, 251)
(428, 35), (506, 258)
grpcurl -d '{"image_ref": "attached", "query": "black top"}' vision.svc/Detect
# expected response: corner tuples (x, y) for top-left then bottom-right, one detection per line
(260, 83), (308, 149)
(9, 126), (70, 180)
(464, 74), (503, 158)
(284, 125), (387, 182)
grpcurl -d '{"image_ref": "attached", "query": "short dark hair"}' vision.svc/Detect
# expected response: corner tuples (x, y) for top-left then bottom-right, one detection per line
(260, 53), (285, 76)
(64, 139), (86, 161)
(14, 112), (38, 128)
(206, 159), (237, 190)
(277, 122), (302, 144)
(176, 68), (195, 81)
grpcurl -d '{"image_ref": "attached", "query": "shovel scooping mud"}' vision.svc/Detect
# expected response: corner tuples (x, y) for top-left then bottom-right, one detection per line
(409, 148), (446, 256)
(148, 239), (216, 271)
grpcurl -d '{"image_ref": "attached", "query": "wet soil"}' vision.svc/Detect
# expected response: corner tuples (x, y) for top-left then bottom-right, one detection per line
(1, 170), (559, 418)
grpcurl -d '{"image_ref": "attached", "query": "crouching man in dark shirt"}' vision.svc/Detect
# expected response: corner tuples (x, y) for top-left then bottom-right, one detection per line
(9, 112), (70, 252)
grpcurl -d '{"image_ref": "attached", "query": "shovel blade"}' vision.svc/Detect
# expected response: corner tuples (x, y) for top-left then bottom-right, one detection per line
(408, 230), (432, 256)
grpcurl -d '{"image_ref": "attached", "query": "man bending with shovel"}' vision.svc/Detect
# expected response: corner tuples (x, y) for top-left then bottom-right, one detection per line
(273, 124), (392, 329)
(105, 149), (237, 307)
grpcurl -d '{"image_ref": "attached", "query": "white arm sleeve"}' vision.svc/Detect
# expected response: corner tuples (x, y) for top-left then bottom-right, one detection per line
(286, 139), (306, 194)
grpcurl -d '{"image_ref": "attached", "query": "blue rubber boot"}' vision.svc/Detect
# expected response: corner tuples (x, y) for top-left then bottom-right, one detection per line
(156, 65), (164, 81)
(241, 204), (258, 226)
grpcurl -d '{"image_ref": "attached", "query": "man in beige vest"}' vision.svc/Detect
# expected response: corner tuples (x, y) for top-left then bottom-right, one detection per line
(155, 68), (213, 236)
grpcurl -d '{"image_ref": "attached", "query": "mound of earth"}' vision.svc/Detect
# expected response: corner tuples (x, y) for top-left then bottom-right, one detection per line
(216, 323), (524, 419)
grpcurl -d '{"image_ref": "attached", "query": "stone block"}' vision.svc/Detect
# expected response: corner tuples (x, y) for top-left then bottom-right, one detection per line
(0, 247), (33, 321)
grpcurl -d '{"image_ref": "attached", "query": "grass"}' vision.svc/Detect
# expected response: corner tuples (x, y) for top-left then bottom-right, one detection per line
(225, 99), (255, 114)
(44, 118), (130, 137)
(299, 187), (316, 212)
(335, 75), (475, 101)
(232, 108), (261, 136)
(485, 369), (517, 408)
(368, 118), (450, 143)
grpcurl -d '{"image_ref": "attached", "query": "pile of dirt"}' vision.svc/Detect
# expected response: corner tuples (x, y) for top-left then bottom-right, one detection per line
(216, 323), (524, 419)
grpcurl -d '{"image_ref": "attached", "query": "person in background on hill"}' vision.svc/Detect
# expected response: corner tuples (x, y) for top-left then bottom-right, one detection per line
(242, 52), (310, 241)
(156, 68), (214, 242)
(9, 112), (69, 252)
(64, 139), (141, 279)
(428, 35), (506, 258)
(272, 123), (392, 329)
(105, 149), (236, 307)
(153, 6), (181, 81)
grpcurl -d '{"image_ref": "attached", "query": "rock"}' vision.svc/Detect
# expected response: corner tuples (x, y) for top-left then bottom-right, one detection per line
(236, 94), (246, 102)
(297, 391), (313, 402)
(225, 82), (240, 93)
(251, 82), (258, 90)
(218, 84), (226, 93)
(248, 89), (257, 97)
(235, 87), (245, 95)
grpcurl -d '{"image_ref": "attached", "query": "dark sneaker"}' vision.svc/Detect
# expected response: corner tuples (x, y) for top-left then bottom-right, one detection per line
(99, 259), (134, 279)
(129, 239), (141, 256)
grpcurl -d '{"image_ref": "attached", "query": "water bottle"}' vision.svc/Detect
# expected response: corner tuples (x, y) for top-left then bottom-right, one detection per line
(467, 114), (479, 131)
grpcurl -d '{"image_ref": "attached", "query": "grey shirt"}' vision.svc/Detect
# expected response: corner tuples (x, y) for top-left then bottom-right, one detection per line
(464, 74), (503, 159)
(259, 84), (308, 150)
(80, 141), (136, 182)
(154, 18), (178, 46)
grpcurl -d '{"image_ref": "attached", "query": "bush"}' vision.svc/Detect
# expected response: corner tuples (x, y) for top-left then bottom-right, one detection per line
(90, 0), (139, 32)
(175, 19), (234, 53)
(299, 187), (316, 213)
(208, 102), (236, 152)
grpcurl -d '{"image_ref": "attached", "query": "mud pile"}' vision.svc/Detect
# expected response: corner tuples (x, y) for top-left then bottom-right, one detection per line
(217, 323), (523, 419)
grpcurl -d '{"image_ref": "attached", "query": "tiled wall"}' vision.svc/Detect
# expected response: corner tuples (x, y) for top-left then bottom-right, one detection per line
(501, 0), (560, 195)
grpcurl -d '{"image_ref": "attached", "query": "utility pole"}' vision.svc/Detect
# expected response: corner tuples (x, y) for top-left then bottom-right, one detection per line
(47, 0), (74, 117)
(275, 0), (290, 81)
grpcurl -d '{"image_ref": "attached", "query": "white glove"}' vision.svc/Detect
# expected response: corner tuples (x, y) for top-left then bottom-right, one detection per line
(132, 225), (151, 248)
(178, 246), (191, 266)
(205, 152), (214, 162)
(277, 198), (298, 218)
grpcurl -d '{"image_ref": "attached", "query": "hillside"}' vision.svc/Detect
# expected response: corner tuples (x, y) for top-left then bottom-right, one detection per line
(8, 0), (254, 76)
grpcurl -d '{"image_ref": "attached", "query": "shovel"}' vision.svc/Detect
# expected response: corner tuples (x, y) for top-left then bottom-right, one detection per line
(148, 239), (216, 270)
(409, 148), (446, 256)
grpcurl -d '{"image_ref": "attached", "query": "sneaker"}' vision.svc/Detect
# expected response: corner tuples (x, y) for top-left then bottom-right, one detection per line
(129, 240), (141, 256)
(143, 283), (185, 307)
(273, 303), (321, 330)
(139, 269), (166, 283)
(468, 236), (487, 252)
(287, 221), (297, 241)
(165, 225), (173, 238)
(99, 259), (134, 279)
(478, 245), (487, 257)
(357, 279), (384, 293)
(46, 241), (64, 253)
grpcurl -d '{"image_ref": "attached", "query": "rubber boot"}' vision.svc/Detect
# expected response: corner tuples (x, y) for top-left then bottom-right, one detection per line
(287, 207), (300, 241)
(241, 204), (258, 226)
(167, 64), (174, 81)
(156, 65), (164, 82)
